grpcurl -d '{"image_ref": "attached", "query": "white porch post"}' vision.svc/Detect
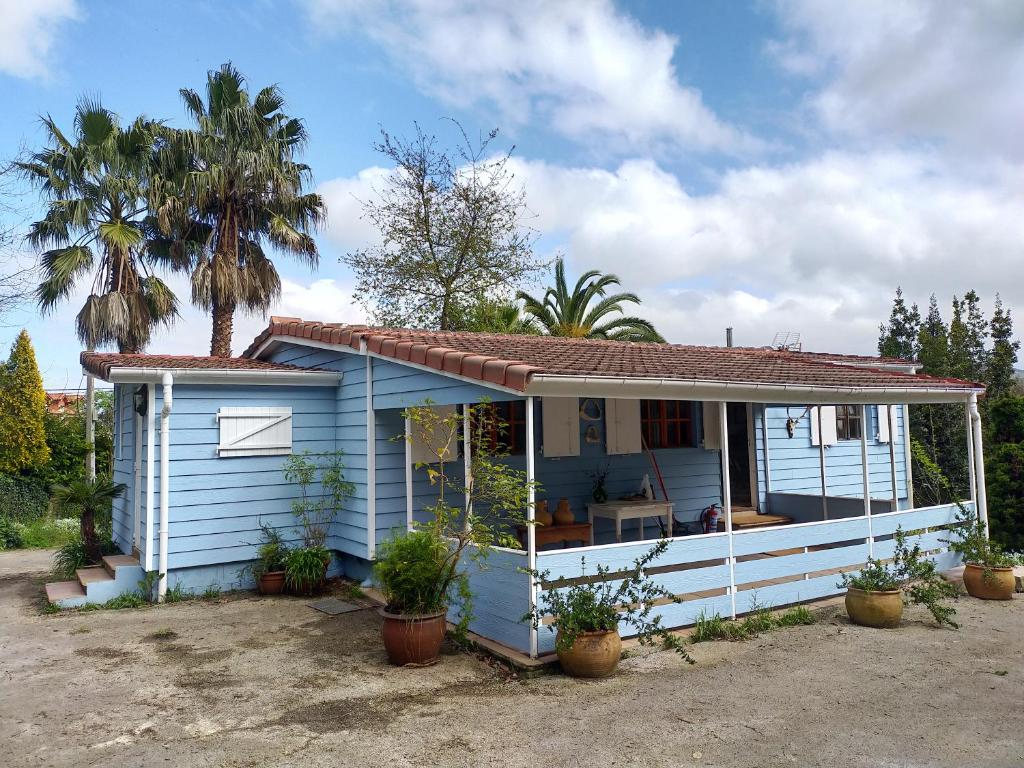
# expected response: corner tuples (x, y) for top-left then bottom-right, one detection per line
(760, 405), (772, 514)
(966, 401), (978, 505)
(463, 405), (473, 517)
(887, 404), (898, 511)
(132, 408), (143, 553)
(817, 405), (828, 520)
(902, 404), (915, 509)
(526, 396), (539, 658)
(718, 401), (737, 619)
(969, 393), (989, 535)
(404, 415), (414, 531)
(860, 405), (874, 558)
(144, 384), (156, 572)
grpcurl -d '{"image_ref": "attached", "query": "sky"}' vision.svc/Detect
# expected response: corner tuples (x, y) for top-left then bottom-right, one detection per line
(2, 0), (1023, 389)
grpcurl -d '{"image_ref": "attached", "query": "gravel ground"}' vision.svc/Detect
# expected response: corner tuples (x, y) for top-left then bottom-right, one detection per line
(1, 548), (1021, 768)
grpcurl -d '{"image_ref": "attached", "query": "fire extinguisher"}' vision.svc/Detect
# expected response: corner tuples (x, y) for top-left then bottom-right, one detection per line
(702, 504), (721, 534)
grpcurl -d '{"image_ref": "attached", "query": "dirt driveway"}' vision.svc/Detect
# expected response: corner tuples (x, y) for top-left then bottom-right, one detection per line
(1, 549), (1022, 768)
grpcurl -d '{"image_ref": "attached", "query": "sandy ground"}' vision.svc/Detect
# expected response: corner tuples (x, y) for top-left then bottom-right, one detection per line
(1, 548), (1022, 768)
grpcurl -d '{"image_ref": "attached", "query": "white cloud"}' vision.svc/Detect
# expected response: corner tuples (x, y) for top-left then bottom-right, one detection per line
(768, 0), (1024, 157)
(0, 0), (80, 80)
(301, 0), (759, 154)
(317, 166), (391, 251)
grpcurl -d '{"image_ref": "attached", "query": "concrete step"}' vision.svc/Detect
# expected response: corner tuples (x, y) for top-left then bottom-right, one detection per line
(76, 566), (113, 587)
(1015, 566), (1024, 593)
(102, 554), (141, 578)
(45, 580), (86, 607)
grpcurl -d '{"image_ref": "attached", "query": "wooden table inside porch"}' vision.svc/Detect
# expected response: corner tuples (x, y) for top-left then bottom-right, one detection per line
(516, 522), (592, 550)
(587, 500), (674, 544)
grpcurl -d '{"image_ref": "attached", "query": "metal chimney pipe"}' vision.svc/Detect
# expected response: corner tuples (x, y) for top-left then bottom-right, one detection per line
(726, 327), (734, 347)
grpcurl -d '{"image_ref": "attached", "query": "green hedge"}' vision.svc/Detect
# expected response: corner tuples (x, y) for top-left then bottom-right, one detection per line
(0, 474), (50, 523)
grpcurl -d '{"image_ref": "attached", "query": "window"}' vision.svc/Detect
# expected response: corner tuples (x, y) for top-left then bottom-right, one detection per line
(640, 400), (693, 449)
(835, 405), (863, 441)
(476, 400), (527, 455)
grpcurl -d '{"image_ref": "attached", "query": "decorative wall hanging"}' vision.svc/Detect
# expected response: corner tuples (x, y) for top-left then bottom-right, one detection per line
(579, 398), (603, 422)
(585, 424), (601, 444)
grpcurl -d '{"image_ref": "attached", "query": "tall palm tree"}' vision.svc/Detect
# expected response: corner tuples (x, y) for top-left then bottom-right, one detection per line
(19, 98), (178, 352)
(158, 63), (325, 357)
(459, 296), (539, 335)
(518, 258), (664, 342)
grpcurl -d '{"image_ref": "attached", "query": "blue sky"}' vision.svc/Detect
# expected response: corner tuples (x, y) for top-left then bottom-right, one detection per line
(2, 0), (1023, 388)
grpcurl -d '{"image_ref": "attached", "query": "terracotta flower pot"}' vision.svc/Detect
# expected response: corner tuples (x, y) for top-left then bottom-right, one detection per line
(556, 629), (622, 678)
(380, 608), (448, 666)
(535, 500), (553, 527)
(553, 498), (574, 526)
(845, 587), (903, 628)
(258, 570), (286, 596)
(962, 563), (1015, 600)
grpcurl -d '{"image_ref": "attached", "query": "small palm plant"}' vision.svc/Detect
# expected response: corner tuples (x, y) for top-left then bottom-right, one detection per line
(51, 477), (126, 565)
(518, 257), (663, 342)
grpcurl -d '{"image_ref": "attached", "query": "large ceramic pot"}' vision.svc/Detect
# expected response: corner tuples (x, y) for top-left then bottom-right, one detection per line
(535, 500), (553, 527)
(556, 629), (622, 678)
(962, 563), (1015, 600)
(380, 608), (448, 666)
(553, 498), (574, 526)
(845, 587), (903, 628)
(258, 571), (285, 596)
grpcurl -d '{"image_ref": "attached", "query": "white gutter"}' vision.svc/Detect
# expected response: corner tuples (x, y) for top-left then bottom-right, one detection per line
(103, 368), (341, 387)
(525, 374), (981, 406)
(157, 373), (173, 601)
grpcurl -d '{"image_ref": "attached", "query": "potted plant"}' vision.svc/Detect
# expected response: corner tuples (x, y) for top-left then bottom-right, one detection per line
(525, 538), (694, 678)
(282, 451), (355, 595)
(376, 401), (539, 666)
(944, 506), (1016, 600)
(251, 523), (289, 595)
(840, 528), (959, 628)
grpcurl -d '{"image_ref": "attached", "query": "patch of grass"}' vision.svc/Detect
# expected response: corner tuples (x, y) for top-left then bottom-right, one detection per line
(17, 517), (80, 550)
(102, 592), (146, 610)
(345, 582), (367, 600)
(691, 606), (817, 644)
(164, 584), (189, 603)
(145, 628), (178, 641)
(41, 600), (61, 615)
(200, 585), (221, 601)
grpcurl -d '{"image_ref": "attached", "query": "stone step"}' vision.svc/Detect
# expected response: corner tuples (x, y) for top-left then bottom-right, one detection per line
(45, 580), (85, 604)
(1015, 566), (1024, 593)
(76, 566), (113, 587)
(102, 554), (141, 579)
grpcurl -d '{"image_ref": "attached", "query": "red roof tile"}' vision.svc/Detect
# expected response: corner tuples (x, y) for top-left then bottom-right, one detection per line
(81, 352), (314, 379)
(242, 317), (984, 394)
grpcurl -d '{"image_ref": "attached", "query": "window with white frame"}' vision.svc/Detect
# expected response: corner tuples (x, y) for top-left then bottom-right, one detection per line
(217, 407), (293, 457)
(835, 405), (863, 441)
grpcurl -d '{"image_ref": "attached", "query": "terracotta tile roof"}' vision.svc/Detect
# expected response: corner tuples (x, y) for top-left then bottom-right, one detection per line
(80, 352), (313, 379)
(243, 317), (984, 394)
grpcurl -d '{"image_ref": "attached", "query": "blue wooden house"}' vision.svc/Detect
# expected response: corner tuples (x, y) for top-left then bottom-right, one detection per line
(48, 317), (986, 660)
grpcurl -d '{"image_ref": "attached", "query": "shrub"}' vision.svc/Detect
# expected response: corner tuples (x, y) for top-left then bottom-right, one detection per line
(52, 536), (118, 578)
(16, 517), (79, 549)
(374, 528), (455, 615)
(0, 474), (50, 523)
(284, 546), (330, 595)
(0, 517), (24, 549)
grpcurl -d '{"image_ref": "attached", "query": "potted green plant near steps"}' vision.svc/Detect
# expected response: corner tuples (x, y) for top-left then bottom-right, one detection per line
(840, 528), (959, 628)
(375, 401), (538, 666)
(251, 523), (289, 595)
(51, 477), (126, 566)
(944, 506), (1016, 600)
(282, 451), (355, 596)
(525, 538), (694, 678)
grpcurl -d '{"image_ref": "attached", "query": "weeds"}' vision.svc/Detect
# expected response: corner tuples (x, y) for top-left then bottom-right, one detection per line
(201, 585), (221, 600)
(164, 584), (189, 603)
(690, 606), (817, 644)
(102, 592), (146, 610)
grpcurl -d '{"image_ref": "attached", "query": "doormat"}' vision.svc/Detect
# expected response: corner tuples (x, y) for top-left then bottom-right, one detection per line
(309, 598), (364, 615)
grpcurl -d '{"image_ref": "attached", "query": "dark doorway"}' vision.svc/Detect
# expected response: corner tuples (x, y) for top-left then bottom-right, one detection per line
(727, 402), (752, 507)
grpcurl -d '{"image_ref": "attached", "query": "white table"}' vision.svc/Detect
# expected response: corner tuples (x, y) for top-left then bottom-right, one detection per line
(587, 500), (674, 544)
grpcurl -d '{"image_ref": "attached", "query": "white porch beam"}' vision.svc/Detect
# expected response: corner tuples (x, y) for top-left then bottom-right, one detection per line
(902, 404), (915, 509)
(887, 404), (898, 511)
(718, 401), (737, 620)
(404, 415), (413, 531)
(817, 405), (828, 520)
(860, 405), (874, 558)
(463, 405), (473, 517)
(969, 393), (989, 535)
(526, 396), (538, 658)
(966, 401), (978, 505)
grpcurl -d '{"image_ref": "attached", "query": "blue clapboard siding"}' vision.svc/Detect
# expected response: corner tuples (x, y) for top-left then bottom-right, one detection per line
(391, 398), (722, 549)
(370, 359), (520, 410)
(755, 404), (908, 510)
(450, 547), (531, 652)
(110, 384), (136, 554)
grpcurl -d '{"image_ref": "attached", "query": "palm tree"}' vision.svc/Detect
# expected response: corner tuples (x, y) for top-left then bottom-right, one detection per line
(517, 258), (664, 342)
(459, 296), (539, 335)
(158, 63), (325, 357)
(52, 477), (126, 565)
(18, 98), (178, 353)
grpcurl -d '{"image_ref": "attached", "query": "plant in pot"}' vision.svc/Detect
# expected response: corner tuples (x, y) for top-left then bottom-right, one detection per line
(251, 523), (289, 595)
(840, 527), (959, 628)
(525, 537), (694, 678)
(376, 400), (539, 666)
(944, 505), (1016, 600)
(282, 451), (355, 595)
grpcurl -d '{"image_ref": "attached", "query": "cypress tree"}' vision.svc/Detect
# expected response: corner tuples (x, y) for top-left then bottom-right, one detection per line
(987, 295), (1019, 398)
(0, 330), (51, 474)
(878, 287), (921, 360)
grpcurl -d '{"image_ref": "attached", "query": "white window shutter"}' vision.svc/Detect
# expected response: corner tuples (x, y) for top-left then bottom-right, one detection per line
(876, 405), (891, 443)
(217, 407), (292, 457)
(809, 406), (838, 446)
(606, 398), (642, 455)
(702, 401), (722, 450)
(409, 405), (458, 464)
(541, 397), (580, 457)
